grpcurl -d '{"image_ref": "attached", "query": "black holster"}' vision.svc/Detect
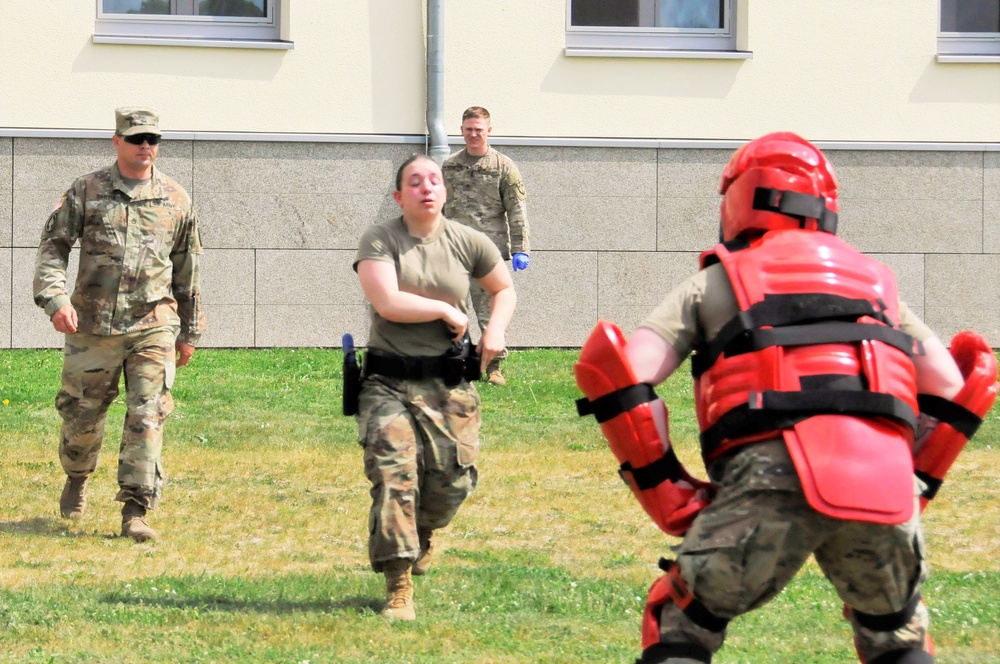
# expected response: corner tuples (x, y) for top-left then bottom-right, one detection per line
(450, 334), (483, 385)
(343, 347), (363, 416)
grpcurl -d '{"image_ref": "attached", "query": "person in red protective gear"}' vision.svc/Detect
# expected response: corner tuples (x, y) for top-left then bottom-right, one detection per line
(590, 133), (980, 664)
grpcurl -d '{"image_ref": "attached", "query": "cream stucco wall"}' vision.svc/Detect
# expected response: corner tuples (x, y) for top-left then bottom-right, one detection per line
(1, 1), (997, 141)
(0, 0), (428, 135)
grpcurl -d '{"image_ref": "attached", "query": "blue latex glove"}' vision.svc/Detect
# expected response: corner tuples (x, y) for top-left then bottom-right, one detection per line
(512, 252), (530, 271)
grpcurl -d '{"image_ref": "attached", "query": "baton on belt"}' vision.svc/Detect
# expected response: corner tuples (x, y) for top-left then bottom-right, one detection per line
(342, 333), (363, 416)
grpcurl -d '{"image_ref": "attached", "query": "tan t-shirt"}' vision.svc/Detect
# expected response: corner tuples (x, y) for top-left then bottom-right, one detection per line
(640, 262), (933, 360)
(354, 216), (502, 357)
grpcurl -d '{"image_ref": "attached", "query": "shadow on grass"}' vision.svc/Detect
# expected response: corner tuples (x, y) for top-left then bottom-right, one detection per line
(100, 592), (382, 615)
(0, 516), (78, 537)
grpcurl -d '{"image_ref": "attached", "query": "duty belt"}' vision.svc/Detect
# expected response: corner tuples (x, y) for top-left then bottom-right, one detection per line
(365, 352), (458, 381)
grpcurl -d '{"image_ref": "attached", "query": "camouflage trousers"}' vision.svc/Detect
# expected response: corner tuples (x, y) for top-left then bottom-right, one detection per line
(55, 327), (177, 509)
(357, 374), (481, 572)
(469, 265), (509, 362)
(655, 440), (929, 663)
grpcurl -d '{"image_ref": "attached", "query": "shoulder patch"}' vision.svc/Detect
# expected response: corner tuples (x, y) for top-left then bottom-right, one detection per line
(509, 177), (527, 201)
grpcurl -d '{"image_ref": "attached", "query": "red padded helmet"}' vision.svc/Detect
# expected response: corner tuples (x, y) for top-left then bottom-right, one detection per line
(718, 132), (839, 242)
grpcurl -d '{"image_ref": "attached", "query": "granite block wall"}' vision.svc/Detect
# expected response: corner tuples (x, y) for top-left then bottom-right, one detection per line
(2, 137), (997, 349)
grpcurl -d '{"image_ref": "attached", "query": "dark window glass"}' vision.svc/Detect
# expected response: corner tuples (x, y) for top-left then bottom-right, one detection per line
(570, 0), (724, 29)
(572, 0), (639, 27)
(102, 0), (267, 18)
(941, 0), (1000, 32)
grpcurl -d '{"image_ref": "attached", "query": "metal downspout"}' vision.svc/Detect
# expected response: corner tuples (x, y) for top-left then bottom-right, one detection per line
(426, 0), (449, 164)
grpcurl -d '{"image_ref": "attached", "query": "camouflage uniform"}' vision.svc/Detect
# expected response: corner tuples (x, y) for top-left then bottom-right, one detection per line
(34, 162), (204, 508)
(357, 375), (480, 572)
(660, 440), (928, 660)
(638, 264), (932, 663)
(442, 147), (529, 355)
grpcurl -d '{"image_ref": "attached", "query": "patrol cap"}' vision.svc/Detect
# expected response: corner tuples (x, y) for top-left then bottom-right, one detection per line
(115, 107), (162, 137)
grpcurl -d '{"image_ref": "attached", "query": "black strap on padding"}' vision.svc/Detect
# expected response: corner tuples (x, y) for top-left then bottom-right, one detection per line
(690, 293), (903, 378)
(756, 389), (916, 427)
(869, 648), (935, 664)
(621, 446), (683, 491)
(576, 383), (657, 424)
(657, 558), (731, 633)
(700, 389), (917, 456)
(747, 321), (917, 354)
(638, 642), (712, 664)
(853, 593), (922, 633)
(693, 319), (918, 378)
(753, 186), (838, 234)
(914, 470), (943, 501)
(917, 393), (982, 439)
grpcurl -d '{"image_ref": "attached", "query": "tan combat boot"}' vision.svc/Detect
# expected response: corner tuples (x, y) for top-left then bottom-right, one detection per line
(383, 559), (416, 621)
(412, 527), (435, 576)
(121, 501), (158, 542)
(60, 475), (89, 519)
(486, 358), (506, 386)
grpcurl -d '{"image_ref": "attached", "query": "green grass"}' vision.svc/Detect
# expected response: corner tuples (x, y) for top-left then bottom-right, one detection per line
(0, 348), (998, 663)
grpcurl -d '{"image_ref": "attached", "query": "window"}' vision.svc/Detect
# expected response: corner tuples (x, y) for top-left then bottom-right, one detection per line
(938, 0), (1000, 60)
(566, 0), (747, 58)
(95, 0), (290, 48)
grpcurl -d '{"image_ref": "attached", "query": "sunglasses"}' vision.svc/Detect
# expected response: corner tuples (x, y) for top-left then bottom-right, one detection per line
(121, 133), (162, 146)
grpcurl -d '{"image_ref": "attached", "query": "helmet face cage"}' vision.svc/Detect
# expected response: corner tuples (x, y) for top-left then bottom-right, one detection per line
(719, 132), (839, 242)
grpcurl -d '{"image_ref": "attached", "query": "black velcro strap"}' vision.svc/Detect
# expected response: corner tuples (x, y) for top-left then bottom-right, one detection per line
(753, 187), (838, 233)
(621, 447), (683, 491)
(691, 296), (907, 378)
(657, 558), (731, 633)
(639, 643), (712, 663)
(915, 470), (943, 501)
(869, 648), (935, 664)
(576, 383), (657, 424)
(853, 593), (922, 633)
(700, 390), (917, 456)
(754, 390), (917, 428)
(747, 322), (918, 356)
(917, 393), (982, 439)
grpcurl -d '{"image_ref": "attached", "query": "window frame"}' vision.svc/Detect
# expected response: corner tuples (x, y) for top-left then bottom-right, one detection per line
(565, 0), (747, 59)
(94, 0), (289, 48)
(937, 0), (1000, 60)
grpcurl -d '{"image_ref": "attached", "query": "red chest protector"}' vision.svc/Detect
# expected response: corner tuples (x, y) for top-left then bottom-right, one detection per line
(695, 230), (921, 524)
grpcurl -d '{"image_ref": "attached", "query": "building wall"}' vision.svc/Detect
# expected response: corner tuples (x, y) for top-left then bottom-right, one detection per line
(0, 2), (997, 141)
(3, 137), (998, 349)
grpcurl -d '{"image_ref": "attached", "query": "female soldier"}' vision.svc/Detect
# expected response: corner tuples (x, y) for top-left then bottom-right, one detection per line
(353, 154), (516, 620)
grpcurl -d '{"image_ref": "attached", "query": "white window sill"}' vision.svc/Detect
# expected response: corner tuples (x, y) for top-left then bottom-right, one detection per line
(936, 53), (1000, 63)
(564, 47), (751, 60)
(93, 35), (293, 50)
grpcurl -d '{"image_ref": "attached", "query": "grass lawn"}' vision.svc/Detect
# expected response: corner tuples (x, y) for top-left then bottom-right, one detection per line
(0, 347), (998, 663)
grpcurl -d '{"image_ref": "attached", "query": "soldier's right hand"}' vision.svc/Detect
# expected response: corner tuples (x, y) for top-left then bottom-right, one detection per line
(51, 306), (78, 334)
(442, 306), (469, 342)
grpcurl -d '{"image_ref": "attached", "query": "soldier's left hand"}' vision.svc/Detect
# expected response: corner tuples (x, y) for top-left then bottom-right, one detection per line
(512, 253), (530, 272)
(176, 341), (196, 367)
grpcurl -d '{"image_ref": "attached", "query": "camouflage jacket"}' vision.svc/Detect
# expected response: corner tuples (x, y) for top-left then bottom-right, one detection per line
(442, 147), (529, 259)
(33, 162), (205, 345)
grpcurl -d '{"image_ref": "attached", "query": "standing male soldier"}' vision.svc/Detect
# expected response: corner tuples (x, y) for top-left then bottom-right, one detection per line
(443, 106), (529, 386)
(34, 106), (205, 542)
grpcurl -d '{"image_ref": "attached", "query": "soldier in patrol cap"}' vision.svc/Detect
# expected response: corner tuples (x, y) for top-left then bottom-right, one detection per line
(442, 106), (530, 386)
(33, 106), (205, 542)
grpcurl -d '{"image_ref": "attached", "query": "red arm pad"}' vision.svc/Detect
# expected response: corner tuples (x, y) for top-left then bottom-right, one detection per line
(575, 321), (716, 536)
(914, 330), (998, 509)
